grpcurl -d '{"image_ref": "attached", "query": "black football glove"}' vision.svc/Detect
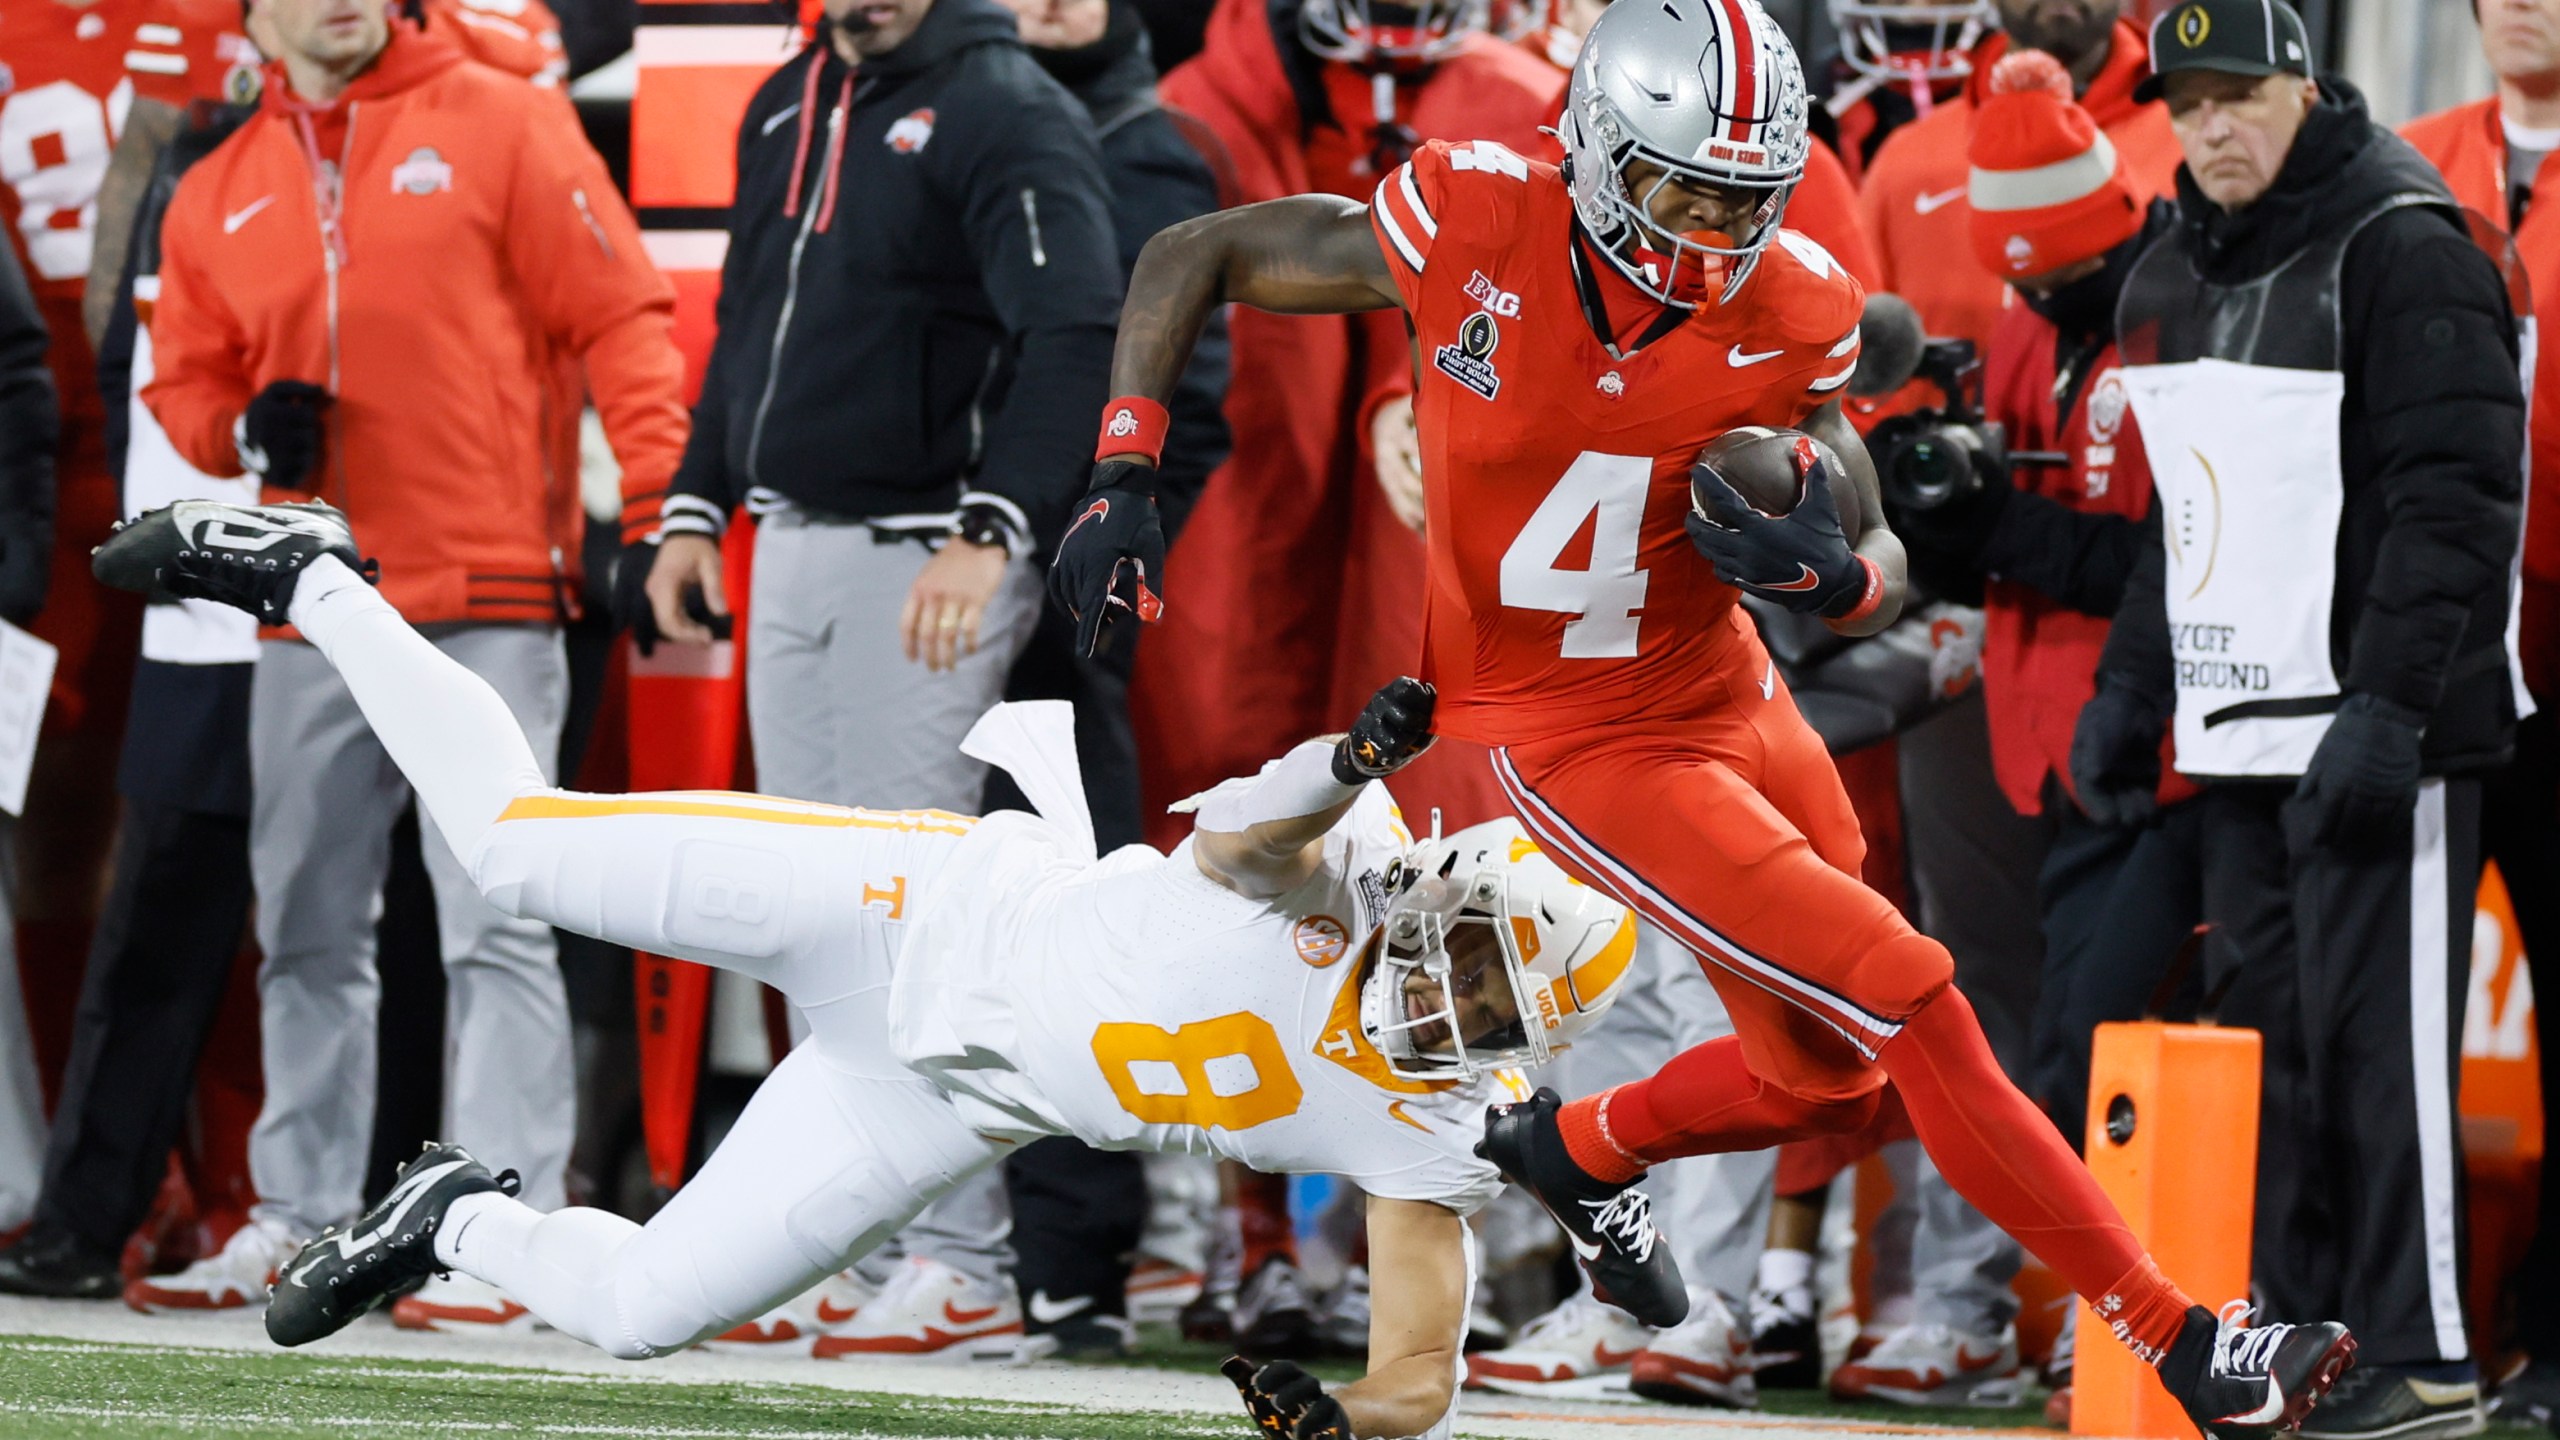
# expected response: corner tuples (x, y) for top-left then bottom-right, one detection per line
(1048, 460), (1166, 659)
(1335, 676), (1436, 784)
(1686, 450), (1874, 619)
(2294, 693), (2426, 855)
(234, 380), (333, 492)
(1223, 1358), (1355, 1440)
(2069, 679), (2168, 827)
(609, 538), (731, 657)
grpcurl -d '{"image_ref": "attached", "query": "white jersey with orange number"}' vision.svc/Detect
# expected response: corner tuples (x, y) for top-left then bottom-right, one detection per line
(887, 786), (1522, 1215)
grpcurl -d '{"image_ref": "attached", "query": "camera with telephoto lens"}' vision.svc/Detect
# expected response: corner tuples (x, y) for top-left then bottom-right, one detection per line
(1865, 338), (2011, 514)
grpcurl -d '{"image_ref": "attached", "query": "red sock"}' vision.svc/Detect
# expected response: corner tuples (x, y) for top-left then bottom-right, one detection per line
(1558, 1091), (1649, 1183)
(1879, 986), (2195, 1347)
(2096, 1255), (2197, 1366)
(1593, 1034), (1878, 1162)
(1236, 1169), (1297, 1275)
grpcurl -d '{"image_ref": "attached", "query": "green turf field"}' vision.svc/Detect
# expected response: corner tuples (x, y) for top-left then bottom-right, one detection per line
(1, 1331), (2537, 1440)
(0, 1336), (1247, 1440)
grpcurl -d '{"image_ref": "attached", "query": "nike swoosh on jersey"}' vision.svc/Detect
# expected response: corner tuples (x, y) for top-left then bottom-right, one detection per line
(1763, 566), (1824, 592)
(1027, 1290), (1094, 1324)
(1914, 187), (1967, 215)
(223, 195), (276, 234)
(1727, 344), (1784, 367)
(1759, 662), (1776, 701)
(761, 102), (803, 137)
(1386, 1099), (1431, 1132)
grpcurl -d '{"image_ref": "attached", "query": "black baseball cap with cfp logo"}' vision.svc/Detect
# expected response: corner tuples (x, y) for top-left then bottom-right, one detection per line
(2136, 0), (2314, 103)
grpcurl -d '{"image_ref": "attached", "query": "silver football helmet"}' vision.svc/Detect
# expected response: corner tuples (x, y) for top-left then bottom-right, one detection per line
(1827, 0), (1993, 85)
(1300, 0), (1492, 65)
(1559, 0), (1811, 305)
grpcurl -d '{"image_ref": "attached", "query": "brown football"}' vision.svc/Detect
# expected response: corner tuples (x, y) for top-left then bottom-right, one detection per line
(1691, 426), (1863, 532)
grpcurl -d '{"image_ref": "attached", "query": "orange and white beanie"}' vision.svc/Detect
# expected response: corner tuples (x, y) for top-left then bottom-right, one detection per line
(1966, 50), (2143, 280)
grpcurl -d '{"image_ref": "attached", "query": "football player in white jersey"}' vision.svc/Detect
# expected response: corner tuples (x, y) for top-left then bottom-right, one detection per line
(92, 499), (1646, 1440)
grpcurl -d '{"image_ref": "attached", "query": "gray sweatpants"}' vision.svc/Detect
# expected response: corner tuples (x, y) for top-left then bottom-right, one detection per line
(1550, 922), (1775, 1306)
(248, 630), (570, 1236)
(746, 511), (1043, 1284)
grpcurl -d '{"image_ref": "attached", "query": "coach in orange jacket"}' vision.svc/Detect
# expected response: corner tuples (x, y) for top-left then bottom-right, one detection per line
(141, 0), (686, 1277)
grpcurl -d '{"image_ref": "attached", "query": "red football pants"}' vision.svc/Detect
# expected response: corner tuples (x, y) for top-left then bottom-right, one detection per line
(1492, 659), (2165, 1321)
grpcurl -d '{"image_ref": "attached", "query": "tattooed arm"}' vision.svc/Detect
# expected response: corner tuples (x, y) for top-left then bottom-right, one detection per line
(1099, 195), (1402, 459)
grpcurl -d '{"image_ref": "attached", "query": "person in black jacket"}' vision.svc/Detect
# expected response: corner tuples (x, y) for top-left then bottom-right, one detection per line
(0, 181), (57, 1251)
(2073, 5), (2524, 1434)
(629, 0), (1123, 1348)
(978, 0), (1231, 1361)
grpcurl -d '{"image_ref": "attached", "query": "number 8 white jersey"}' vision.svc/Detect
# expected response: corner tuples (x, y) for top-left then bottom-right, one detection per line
(887, 786), (1532, 1216)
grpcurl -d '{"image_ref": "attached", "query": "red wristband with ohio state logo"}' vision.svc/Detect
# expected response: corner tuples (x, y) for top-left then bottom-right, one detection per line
(1096, 396), (1171, 464)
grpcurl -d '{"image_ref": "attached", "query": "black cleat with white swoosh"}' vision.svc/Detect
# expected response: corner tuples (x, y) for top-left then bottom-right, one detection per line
(1476, 1088), (1687, 1329)
(265, 1142), (519, 1347)
(92, 499), (374, 625)
(2163, 1301), (2357, 1440)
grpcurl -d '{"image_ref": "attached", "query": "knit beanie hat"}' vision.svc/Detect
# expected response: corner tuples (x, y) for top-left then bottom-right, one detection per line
(1967, 50), (2143, 280)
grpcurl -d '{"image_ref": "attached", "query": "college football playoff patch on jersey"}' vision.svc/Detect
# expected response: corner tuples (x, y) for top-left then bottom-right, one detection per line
(1434, 312), (1503, 401)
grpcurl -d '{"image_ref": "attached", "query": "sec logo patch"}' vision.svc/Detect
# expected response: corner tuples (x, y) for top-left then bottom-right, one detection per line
(1293, 915), (1349, 968)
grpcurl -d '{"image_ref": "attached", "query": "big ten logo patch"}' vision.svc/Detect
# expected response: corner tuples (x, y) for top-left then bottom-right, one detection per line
(1464, 270), (1520, 318)
(1293, 914), (1349, 968)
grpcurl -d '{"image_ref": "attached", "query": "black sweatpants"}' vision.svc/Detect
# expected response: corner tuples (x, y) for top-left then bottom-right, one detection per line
(2486, 712), (2560, 1360)
(2207, 778), (2478, 1368)
(36, 801), (255, 1258)
(1004, 1136), (1147, 1327)
(2028, 784), (2206, 1151)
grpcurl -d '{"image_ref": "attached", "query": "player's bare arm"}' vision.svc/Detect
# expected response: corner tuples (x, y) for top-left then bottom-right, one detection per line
(84, 96), (184, 350)
(1106, 196), (1403, 435)
(1804, 398), (1907, 637)
(1189, 678), (1436, 898)
(1342, 1197), (1470, 1434)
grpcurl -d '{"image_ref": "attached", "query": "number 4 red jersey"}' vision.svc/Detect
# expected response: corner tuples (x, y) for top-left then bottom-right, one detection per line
(1369, 138), (1863, 747)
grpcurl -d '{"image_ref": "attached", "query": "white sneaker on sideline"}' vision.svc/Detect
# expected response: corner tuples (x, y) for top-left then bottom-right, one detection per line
(709, 1270), (878, 1350)
(1631, 1291), (1759, 1408)
(392, 1272), (534, 1334)
(1465, 1292), (1654, 1395)
(1828, 1321), (2024, 1406)
(813, 1256), (1019, 1357)
(124, 1218), (299, 1313)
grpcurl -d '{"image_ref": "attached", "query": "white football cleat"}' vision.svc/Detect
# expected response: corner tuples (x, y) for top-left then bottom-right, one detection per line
(1631, 1291), (1760, 1408)
(1828, 1320), (2024, 1407)
(813, 1256), (1019, 1357)
(1465, 1291), (1654, 1395)
(391, 1272), (533, 1334)
(124, 1218), (300, 1314)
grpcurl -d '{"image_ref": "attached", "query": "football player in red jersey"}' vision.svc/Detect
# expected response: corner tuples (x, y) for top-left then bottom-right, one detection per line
(1052, 0), (2360, 1432)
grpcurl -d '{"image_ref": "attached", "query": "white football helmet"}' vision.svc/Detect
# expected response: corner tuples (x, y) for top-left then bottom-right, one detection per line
(1827, 0), (1994, 85)
(1300, 0), (1492, 65)
(1558, 0), (1811, 306)
(1360, 819), (1637, 1081)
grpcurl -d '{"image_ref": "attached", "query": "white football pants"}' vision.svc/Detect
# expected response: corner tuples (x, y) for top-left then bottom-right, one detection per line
(286, 558), (1005, 1356)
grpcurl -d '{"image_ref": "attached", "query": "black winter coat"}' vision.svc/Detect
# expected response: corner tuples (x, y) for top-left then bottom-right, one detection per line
(2098, 82), (2526, 776)
(667, 0), (1123, 548)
